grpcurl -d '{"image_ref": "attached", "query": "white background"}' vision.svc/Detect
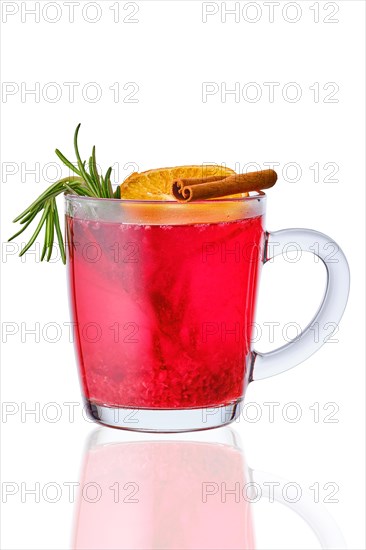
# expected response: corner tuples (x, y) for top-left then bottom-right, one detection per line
(1, 1), (365, 549)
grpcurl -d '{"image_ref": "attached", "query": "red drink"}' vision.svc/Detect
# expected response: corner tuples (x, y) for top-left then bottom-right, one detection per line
(67, 205), (264, 413)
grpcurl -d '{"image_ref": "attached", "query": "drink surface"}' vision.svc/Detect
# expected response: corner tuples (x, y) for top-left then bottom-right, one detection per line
(67, 214), (264, 409)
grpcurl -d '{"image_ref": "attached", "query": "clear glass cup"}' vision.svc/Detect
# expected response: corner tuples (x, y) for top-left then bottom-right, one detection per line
(65, 192), (349, 432)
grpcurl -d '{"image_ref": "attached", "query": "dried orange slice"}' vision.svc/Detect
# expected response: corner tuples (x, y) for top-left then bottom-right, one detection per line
(120, 165), (236, 200)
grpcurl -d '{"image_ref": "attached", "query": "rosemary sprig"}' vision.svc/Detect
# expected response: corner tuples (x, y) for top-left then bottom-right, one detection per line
(9, 124), (119, 264)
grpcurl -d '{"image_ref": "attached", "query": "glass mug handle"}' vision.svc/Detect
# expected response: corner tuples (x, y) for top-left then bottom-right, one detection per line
(251, 229), (350, 381)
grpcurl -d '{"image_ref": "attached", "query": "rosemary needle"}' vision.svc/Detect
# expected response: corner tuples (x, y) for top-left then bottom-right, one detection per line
(9, 124), (120, 264)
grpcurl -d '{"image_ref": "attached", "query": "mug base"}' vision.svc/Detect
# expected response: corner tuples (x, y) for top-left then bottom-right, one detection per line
(85, 399), (242, 433)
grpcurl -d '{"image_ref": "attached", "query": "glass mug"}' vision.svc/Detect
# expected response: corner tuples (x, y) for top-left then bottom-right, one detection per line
(73, 428), (346, 550)
(65, 192), (350, 432)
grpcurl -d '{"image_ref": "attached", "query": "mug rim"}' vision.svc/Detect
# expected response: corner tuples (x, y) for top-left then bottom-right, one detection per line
(64, 190), (266, 205)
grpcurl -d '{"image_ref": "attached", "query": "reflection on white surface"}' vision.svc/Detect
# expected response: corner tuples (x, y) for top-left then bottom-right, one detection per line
(72, 427), (346, 550)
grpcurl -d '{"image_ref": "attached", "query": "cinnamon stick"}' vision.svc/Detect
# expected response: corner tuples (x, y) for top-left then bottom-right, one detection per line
(174, 174), (228, 186)
(171, 169), (277, 202)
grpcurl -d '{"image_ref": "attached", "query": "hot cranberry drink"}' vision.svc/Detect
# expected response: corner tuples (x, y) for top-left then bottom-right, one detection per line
(67, 210), (264, 410)
(10, 127), (350, 432)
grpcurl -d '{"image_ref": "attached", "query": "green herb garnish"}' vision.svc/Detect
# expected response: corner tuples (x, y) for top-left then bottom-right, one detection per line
(8, 124), (118, 264)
